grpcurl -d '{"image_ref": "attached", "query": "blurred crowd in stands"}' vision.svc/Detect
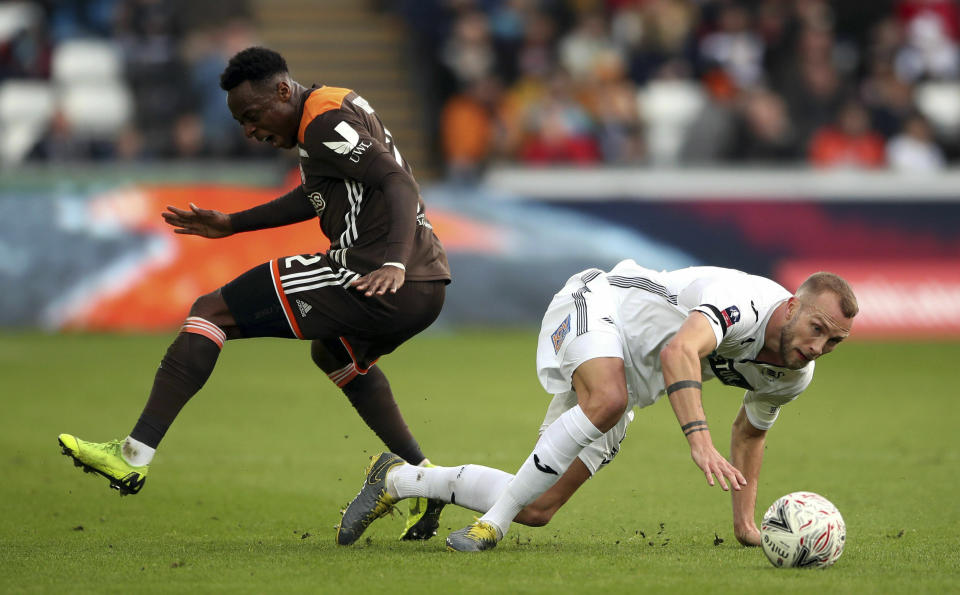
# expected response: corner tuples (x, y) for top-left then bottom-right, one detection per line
(396, 0), (960, 180)
(3, 0), (960, 179)
(0, 0), (265, 165)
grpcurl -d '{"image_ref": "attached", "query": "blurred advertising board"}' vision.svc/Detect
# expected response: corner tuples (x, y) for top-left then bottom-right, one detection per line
(777, 260), (960, 339)
(2, 166), (958, 338)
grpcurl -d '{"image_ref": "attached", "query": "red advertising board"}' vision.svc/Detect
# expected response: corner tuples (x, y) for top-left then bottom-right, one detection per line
(776, 260), (960, 339)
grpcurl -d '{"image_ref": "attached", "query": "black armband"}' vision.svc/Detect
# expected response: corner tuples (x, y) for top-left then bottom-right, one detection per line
(666, 380), (702, 395)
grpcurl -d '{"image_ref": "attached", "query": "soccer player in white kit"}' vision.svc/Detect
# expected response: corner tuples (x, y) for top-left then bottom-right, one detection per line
(335, 260), (858, 551)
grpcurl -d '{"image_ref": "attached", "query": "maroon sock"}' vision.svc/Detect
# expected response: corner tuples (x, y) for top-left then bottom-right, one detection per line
(341, 366), (426, 464)
(130, 330), (222, 448)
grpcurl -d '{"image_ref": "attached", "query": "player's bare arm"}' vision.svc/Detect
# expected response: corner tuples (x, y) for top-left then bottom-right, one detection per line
(661, 312), (747, 491)
(730, 404), (766, 546)
(162, 203), (234, 238)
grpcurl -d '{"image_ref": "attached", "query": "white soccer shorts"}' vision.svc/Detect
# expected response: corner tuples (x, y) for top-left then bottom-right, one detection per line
(535, 269), (634, 475)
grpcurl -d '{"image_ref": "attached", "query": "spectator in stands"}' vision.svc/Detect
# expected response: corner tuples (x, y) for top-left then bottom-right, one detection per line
(559, 11), (622, 83)
(887, 113), (946, 171)
(517, 70), (600, 165)
(441, 9), (498, 89)
(894, 0), (960, 82)
(624, 0), (698, 84)
(679, 67), (739, 164)
(861, 57), (915, 138)
(0, 5), (51, 80)
(578, 48), (643, 164)
(732, 87), (800, 163)
(779, 28), (849, 148)
(440, 75), (504, 183)
(699, 2), (765, 90)
(808, 100), (886, 169)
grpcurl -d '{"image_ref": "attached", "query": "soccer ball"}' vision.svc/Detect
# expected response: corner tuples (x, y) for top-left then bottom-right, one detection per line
(760, 491), (846, 568)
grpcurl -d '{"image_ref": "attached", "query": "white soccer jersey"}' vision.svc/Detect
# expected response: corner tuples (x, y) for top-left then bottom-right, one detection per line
(537, 260), (814, 432)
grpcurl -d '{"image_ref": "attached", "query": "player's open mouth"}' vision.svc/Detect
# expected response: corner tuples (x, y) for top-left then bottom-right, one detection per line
(797, 349), (809, 361)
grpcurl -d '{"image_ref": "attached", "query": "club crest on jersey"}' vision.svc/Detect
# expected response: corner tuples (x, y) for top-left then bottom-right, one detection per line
(307, 192), (326, 215)
(721, 305), (741, 328)
(552, 314), (571, 354)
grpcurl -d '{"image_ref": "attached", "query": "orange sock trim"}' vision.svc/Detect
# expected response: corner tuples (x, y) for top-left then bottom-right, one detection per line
(181, 317), (226, 349)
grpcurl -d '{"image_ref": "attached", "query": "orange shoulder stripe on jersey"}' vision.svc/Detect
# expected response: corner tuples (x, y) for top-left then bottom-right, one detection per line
(270, 259), (304, 339)
(298, 86), (353, 144)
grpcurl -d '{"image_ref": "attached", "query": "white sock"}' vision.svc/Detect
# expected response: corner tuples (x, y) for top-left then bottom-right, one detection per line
(122, 436), (155, 467)
(480, 405), (603, 537)
(388, 464), (514, 513)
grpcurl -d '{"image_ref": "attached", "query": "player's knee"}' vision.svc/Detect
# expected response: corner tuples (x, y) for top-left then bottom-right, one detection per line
(189, 292), (226, 320)
(581, 387), (628, 432)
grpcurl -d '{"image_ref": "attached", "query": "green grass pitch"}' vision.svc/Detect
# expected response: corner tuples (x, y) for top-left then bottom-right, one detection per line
(1, 330), (957, 593)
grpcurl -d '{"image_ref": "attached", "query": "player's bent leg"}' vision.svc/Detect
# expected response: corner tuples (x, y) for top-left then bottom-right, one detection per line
(58, 290), (239, 495)
(445, 461), (589, 552)
(514, 458), (591, 527)
(336, 452), (405, 546)
(312, 339), (442, 540)
(450, 403), (605, 550)
(571, 357), (629, 433)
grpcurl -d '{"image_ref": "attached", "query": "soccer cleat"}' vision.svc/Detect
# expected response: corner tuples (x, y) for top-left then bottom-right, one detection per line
(446, 520), (502, 552)
(57, 434), (148, 495)
(399, 496), (446, 541)
(336, 452), (405, 546)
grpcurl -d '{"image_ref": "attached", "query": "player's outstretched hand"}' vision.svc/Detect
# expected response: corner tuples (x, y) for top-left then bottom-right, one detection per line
(352, 265), (405, 297)
(690, 443), (747, 492)
(162, 203), (233, 238)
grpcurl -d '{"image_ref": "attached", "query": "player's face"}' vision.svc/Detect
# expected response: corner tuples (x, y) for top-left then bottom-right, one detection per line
(227, 79), (299, 149)
(778, 293), (852, 370)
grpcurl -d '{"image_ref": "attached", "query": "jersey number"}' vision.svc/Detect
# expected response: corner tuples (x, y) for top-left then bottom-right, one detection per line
(284, 255), (323, 268)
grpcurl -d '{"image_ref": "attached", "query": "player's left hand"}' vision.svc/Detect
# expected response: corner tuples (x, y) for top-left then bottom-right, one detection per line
(352, 265), (405, 297)
(690, 443), (747, 491)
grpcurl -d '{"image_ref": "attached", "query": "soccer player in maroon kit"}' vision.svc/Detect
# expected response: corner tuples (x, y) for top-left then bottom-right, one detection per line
(58, 47), (450, 540)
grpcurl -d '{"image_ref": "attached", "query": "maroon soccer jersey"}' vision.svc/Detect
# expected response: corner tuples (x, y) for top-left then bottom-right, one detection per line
(294, 86), (450, 282)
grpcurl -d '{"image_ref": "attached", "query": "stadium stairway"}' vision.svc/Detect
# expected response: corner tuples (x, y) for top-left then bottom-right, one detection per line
(253, 0), (438, 179)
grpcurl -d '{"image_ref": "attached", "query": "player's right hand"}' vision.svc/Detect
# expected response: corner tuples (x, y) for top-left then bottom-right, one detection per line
(162, 203), (234, 238)
(690, 443), (747, 492)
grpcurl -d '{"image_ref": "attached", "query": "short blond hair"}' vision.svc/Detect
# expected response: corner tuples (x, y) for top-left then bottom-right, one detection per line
(796, 272), (858, 318)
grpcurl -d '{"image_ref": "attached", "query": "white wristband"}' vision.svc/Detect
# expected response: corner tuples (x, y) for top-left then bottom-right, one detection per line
(383, 262), (405, 271)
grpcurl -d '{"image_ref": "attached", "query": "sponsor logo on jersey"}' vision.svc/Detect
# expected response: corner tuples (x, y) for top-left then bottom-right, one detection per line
(348, 139), (372, 163)
(721, 305), (740, 327)
(323, 121), (361, 154)
(763, 368), (784, 380)
(296, 299), (312, 318)
(707, 353), (753, 389)
(551, 314), (571, 354)
(307, 192), (326, 215)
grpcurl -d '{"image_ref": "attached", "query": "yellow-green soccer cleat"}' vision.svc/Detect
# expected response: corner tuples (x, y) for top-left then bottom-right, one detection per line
(57, 434), (148, 495)
(398, 460), (446, 540)
(446, 520), (502, 552)
(336, 452), (404, 546)
(399, 496), (446, 541)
